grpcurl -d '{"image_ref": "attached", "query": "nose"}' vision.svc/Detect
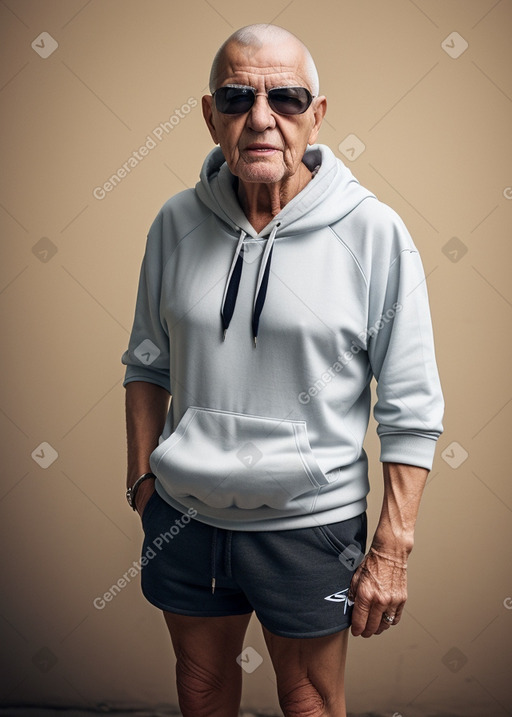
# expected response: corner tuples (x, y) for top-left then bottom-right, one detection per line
(246, 93), (276, 132)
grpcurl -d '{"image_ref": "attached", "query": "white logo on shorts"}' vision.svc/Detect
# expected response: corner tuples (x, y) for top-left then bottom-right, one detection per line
(324, 587), (354, 614)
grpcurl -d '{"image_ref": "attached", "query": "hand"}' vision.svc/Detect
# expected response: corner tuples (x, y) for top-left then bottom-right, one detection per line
(349, 546), (408, 637)
(134, 478), (156, 518)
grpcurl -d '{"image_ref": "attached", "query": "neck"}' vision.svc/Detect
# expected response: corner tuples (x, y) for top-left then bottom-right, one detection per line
(237, 163), (312, 233)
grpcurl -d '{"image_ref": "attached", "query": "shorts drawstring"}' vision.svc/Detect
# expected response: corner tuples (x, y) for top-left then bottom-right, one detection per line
(211, 527), (218, 594)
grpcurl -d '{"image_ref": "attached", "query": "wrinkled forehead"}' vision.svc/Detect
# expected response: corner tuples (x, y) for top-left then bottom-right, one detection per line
(214, 40), (311, 91)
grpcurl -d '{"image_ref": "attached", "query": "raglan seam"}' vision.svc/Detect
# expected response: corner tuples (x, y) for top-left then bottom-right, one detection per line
(155, 208), (212, 278)
(327, 225), (369, 286)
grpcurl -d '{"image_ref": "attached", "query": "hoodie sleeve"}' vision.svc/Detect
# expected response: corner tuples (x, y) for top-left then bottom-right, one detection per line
(121, 212), (171, 393)
(366, 215), (444, 471)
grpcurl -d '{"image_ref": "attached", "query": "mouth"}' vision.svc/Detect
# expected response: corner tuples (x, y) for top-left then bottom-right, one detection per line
(244, 143), (281, 155)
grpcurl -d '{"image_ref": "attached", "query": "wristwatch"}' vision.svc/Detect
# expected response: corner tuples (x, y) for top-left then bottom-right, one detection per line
(126, 472), (156, 510)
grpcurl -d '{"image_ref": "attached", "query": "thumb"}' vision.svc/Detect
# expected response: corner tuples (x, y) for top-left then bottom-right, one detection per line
(348, 558), (366, 599)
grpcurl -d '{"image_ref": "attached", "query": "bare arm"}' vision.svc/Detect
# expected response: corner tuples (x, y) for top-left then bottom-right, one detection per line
(350, 461), (429, 637)
(125, 380), (171, 516)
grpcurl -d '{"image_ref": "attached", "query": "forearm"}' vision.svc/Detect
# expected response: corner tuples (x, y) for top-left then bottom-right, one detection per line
(371, 462), (429, 561)
(125, 380), (171, 487)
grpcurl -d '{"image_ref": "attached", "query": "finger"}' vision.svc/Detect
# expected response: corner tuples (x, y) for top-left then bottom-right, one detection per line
(360, 603), (389, 637)
(375, 607), (395, 635)
(374, 605), (403, 634)
(365, 602), (405, 636)
(391, 602), (405, 625)
(347, 570), (362, 609)
(373, 622), (391, 635)
(350, 596), (371, 637)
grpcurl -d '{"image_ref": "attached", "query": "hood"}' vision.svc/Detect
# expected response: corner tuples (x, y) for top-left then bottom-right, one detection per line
(194, 144), (375, 344)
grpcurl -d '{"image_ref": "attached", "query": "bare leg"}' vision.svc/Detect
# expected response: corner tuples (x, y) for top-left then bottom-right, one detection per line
(262, 625), (350, 717)
(162, 611), (252, 717)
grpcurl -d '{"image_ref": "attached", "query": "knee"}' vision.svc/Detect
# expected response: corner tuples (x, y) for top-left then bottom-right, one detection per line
(279, 676), (325, 717)
(175, 651), (224, 717)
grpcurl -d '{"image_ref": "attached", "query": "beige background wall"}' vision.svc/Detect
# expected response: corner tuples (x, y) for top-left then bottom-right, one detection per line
(1, 1), (511, 715)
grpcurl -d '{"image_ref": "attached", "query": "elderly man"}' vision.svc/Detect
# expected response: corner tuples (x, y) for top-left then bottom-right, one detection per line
(122, 24), (444, 717)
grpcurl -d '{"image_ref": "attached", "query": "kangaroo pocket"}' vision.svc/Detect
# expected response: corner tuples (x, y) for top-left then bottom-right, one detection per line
(150, 406), (331, 512)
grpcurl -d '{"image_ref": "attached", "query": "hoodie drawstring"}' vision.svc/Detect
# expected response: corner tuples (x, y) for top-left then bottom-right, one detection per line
(220, 223), (280, 345)
(211, 527), (218, 594)
(220, 229), (246, 340)
(252, 223), (279, 346)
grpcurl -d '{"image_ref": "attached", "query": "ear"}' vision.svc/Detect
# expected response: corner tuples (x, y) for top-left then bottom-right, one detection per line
(307, 96), (327, 145)
(202, 95), (219, 144)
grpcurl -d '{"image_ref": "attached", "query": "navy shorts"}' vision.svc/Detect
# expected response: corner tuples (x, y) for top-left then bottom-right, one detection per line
(140, 490), (367, 639)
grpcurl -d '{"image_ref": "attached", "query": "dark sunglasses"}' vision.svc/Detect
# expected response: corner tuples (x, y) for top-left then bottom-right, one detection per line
(213, 84), (314, 116)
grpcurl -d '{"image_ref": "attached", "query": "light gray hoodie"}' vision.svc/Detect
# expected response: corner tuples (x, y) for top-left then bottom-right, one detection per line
(122, 144), (444, 530)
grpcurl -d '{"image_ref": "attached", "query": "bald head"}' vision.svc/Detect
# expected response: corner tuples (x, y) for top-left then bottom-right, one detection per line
(209, 24), (319, 96)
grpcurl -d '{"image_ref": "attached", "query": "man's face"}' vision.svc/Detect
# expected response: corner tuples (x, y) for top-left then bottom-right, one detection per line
(202, 39), (326, 186)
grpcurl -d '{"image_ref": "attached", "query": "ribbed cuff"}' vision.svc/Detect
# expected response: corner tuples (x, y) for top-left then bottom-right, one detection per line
(122, 366), (171, 394)
(379, 432), (438, 470)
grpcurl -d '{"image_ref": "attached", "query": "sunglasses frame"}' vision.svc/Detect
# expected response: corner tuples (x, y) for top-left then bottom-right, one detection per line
(212, 84), (315, 116)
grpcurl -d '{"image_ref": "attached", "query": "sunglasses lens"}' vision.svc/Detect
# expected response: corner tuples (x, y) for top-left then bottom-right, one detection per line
(268, 87), (312, 115)
(215, 86), (254, 114)
(214, 86), (313, 115)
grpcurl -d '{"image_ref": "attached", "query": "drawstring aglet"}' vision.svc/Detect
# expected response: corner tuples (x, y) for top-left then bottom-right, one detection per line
(223, 329), (227, 341)
(253, 336), (257, 348)
(211, 577), (216, 594)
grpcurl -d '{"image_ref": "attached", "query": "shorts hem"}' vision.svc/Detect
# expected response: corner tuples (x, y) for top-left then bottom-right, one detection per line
(142, 588), (254, 618)
(258, 617), (352, 639)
